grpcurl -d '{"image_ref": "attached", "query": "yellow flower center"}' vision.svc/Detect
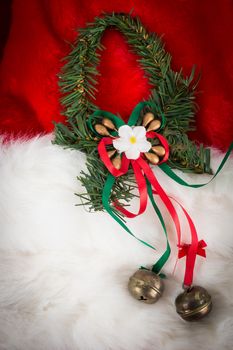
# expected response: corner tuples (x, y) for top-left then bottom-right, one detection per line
(129, 136), (137, 144)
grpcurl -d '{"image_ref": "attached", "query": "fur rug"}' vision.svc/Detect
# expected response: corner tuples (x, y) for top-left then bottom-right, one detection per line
(0, 134), (232, 350)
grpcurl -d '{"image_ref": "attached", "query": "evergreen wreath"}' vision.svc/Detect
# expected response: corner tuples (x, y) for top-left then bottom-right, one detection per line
(54, 13), (211, 214)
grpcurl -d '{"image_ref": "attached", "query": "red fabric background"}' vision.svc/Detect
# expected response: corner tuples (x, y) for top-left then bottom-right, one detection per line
(0, 1), (12, 61)
(0, 0), (233, 150)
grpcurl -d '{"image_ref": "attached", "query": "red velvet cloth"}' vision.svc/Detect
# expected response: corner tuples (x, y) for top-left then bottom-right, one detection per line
(0, 1), (12, 61)
(0, 0), (233, 150)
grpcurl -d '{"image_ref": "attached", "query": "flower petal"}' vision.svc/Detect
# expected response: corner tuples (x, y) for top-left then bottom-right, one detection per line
(118, 125), (133, 139)
(113, 138), (131, 152)
(132, 126), (146, 139)
(136, 139), (151, 153)
(125, 146), (141, 160)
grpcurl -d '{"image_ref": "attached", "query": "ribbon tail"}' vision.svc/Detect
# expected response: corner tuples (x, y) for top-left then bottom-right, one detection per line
(159, 142), (233, 188)
(138, 157), (182, 246)
(178, 249), (188, 259)
(151, 182), (207, 286)
(197, 240), (207, 257)
(147, 180), (171, 274)
(164, 195), (200, 287)
(113, 160), (148, 218)
(138, 157), (201, 287)
(102, 174), (157, 250)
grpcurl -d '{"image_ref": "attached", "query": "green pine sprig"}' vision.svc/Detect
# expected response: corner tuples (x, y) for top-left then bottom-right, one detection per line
(53, 13), (212, 212)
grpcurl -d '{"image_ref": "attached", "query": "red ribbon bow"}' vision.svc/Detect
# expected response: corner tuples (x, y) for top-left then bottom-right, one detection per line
(98, 131), (172, 218)
(178, 240), (207, 259)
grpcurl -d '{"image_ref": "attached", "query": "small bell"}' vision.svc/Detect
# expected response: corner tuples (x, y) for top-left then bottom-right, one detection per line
(102, 118), (117, 131)
(144, 152), (160, 165)
(147, 119), (161, 132)
(175, 286), (212, 321)
(94, 124), (110, 136)
(142, 112), (155, 127)
(128, 269), (164, 304)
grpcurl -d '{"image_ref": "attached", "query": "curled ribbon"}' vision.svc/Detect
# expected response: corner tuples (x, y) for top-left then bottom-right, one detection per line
(98, 129), (174, 275)
(87, 102), (233, 286)
(91, 102), (205, 284)
(98, 130), (170, 218)
(167, 195), (207, 286)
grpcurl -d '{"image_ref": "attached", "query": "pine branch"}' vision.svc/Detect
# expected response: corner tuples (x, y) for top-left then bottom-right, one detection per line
(54, 13), (212, 213)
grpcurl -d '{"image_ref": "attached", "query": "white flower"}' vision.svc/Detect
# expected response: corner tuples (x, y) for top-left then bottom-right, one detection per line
(113, 125), (151, 160)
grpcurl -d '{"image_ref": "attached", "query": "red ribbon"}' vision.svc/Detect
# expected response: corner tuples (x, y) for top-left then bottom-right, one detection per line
(98, 137), (130, 177)
(178, 240), (207, 259)
(164, 195), (207, 286)
(98, 131), (207, 287)
(114, 160), (148, 218)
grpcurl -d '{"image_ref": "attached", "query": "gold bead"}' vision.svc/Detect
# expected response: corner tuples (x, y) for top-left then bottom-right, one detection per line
(107, 149), (116, 158)
(152, 145), (166, 157)
(94, 124), (110, 136)
(128, 269), (164, 304)
(102, 118), (117, 131)
(147, 119), (161, 132)
(181, 160), (187, 166)
(142, 112), (155, 127)
(76, 85), (84, 93)
(112, 154), (122, 169)
(144, 152), (160, 165)
(175, 286), (212, 321)
(194, 166), (204, 174)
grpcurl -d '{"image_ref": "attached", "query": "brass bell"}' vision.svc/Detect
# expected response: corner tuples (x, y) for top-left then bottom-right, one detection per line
(128, 269), (164, 304)
(175, 286), (212, 321)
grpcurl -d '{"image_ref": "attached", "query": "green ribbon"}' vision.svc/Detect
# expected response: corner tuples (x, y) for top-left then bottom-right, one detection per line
(92, 101), (170, 274)
(103, 174), (156, 250)
(89, 101), (232, 276)
(88, 110), (125, 137)
(147, 180), (171, 274)
(88, 101), (166, 137)
(102, 173), (171, 274)
(159, 142), (233, 188)
(127, 101), (166, 130)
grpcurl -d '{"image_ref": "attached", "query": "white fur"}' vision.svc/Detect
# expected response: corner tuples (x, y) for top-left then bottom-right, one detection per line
(0, 134), (232, 350)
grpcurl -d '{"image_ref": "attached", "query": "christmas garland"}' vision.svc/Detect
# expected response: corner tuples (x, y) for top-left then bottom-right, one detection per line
(54, 13), (233, 321)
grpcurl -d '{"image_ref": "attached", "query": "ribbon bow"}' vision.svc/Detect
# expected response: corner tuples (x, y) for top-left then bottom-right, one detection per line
(88, 102), (206, 285)
(98, 130), (169, 218)
(178, 240), (207, 259)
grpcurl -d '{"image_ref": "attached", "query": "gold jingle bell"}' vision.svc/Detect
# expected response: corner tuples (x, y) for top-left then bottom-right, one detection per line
(175, 286), (212, 321)
(128, 269), (164, 304)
